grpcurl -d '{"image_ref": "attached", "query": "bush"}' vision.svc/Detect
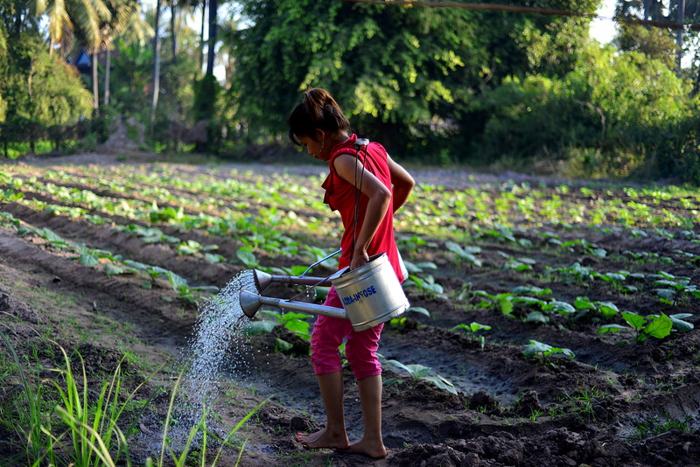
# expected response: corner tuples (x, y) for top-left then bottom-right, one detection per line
(470, 43), (695, 179)
(0, 33), (92, 154)
(648, 113), (700, 184)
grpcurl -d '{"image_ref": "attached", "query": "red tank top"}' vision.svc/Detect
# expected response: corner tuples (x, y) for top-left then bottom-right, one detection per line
(321, 133), (404, 282)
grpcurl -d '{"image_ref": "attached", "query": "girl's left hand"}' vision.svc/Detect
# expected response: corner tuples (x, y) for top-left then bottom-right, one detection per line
(351, 247), (369, 269)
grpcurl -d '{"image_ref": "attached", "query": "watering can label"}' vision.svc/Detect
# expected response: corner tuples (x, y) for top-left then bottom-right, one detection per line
(342, 285), (378, 306)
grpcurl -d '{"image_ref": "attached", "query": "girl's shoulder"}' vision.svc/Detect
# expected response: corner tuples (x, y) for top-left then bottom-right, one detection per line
(329, 138), (388, 165)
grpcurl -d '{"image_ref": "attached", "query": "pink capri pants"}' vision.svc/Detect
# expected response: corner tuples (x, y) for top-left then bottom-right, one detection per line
(310, 287), (383, 380)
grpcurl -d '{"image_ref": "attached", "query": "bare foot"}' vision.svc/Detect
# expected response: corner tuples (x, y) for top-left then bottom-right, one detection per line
(295, 428), (349, 450)
(340, 438), (387, 459)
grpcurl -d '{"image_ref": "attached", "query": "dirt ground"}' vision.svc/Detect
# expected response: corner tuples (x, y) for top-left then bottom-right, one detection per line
(0, 152), (698, 466)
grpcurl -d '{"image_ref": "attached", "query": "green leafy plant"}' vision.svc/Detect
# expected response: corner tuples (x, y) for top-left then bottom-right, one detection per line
(523, 340), (575, 361)
(383, 359), (457, 395)
(504, 257), (537, 272)
(406, 274), (444, 298)
(445, 241), (482, 267)
(450, 322), (492, 349)
(598, 312), (676, 342)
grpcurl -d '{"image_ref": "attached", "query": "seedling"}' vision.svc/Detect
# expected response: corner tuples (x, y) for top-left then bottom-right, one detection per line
(598, 312), (677, 343)
(669, 313), (694, 331)
(406, 274), (444, 298)
(445, 241), (482, 267)
(523, 340), (575, 361)
(383, 359), (457, 395)
(450, 322), (492, 349)
(634, 415), (690, 440)
(560, 386), (604, 420)
(504, 257), (537, 272)
(407, 307), (431, 318)
(250, 310), (313, 341)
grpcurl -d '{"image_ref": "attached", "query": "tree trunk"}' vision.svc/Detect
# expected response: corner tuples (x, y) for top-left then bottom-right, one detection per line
(151, 0), (162, 127)
(206, 0), (217, 77)
(676, 0), (685, 74)
(92, 52), (100, 114)
(14, 8), (22, 37)
(104, 48), (111, 106)
(199, 0), (206, 73)
(171, 0), (178, 63)
(30, 127), (36, 154)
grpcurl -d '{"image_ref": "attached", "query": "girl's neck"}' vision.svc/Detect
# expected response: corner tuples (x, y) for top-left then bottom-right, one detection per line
(328, 130), (350, 147)
(321, 131), (351, 159)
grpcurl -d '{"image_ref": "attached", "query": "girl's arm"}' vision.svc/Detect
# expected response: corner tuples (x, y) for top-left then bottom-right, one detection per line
(387, 154), (415, 213)
(333, 154), (391, 269)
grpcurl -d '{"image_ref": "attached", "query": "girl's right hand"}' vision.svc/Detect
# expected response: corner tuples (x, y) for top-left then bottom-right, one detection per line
(350, 247), (369, 270)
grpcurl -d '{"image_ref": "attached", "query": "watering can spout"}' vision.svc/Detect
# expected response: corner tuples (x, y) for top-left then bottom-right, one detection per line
(240, 290), (263, 318)
(252, 270), (273, 291)
(238, 290), (347, 320)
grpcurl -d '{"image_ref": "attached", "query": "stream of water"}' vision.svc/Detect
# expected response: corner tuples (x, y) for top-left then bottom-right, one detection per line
(179, 269), (257, 423)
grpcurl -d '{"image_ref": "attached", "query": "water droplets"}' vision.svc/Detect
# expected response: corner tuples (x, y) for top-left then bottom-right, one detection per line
(181, 269), (257, 420)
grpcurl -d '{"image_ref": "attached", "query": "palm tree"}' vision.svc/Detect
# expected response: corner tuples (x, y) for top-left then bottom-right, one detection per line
(205, 0), (217, 77)
(169, 0), (177, 62)
(100, 0), (138, 106)
(37, 0), (111, 54)
(36, 0), (111, 110)
(151, 0), (162, 126)
(199, 0), (205, 73)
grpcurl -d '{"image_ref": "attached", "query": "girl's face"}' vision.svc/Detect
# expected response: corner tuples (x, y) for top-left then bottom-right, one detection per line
(297, 131), (327, 160)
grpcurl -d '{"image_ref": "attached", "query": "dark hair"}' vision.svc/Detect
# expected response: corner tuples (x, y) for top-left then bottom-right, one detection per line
(288, 88), (350, 145)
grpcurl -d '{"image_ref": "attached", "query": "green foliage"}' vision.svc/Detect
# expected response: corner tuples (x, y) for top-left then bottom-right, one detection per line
(451, 321), (491, 349)
(231, 0), (595, 157)
(615, 23), (676, 69)
(190, 74), (222, 152)
(600, 312), (677, 343)
(0, 33), (92, 154)
(384, 359), (457, 394)
(471, 42), (696, 179)
(523, 339), (575, 361)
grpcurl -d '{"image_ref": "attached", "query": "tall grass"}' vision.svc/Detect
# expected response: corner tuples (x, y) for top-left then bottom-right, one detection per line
(152, 371), (268, 467)
(1, 338), (266, 466)
(1, 334), (56, 465)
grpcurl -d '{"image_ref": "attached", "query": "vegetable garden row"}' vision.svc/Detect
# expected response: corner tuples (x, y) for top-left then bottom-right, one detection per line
(0, 160), (698, 465)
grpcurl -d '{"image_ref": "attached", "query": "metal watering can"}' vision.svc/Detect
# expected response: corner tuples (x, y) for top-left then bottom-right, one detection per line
(239, 252), (409, 331)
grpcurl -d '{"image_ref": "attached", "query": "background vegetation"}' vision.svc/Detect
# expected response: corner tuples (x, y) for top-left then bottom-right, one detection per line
(1, 0), (699, 182)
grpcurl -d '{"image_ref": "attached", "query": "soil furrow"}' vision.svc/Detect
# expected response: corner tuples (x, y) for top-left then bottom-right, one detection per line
(0, 228), (195, 344)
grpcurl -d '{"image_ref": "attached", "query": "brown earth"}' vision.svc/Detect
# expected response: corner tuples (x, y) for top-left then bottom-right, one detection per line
(0, 156), (698, 466)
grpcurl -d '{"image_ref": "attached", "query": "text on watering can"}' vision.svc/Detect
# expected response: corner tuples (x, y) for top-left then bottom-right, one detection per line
(342, 285), (378, 305)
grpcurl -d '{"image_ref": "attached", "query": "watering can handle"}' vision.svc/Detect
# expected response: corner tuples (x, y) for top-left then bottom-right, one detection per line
(300, 248), (342, 277)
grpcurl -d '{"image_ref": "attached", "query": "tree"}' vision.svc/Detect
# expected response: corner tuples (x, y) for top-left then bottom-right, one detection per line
(100, 0), (139, 106)
(1, 33), (91, 154)
(34, 0), (111, 111)
(615, 0), (700, 76)
(231, 0), (598, 156)
(199, 0), (205, 72)
(0, 24), (7, 123)
(36, 0), (112, 55)
(205, 0), (217, 77)
(151, 0), (162, 127)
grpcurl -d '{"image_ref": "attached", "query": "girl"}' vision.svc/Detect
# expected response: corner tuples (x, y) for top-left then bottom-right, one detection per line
(287, 88), (415, 459)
